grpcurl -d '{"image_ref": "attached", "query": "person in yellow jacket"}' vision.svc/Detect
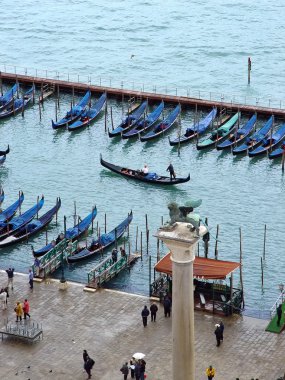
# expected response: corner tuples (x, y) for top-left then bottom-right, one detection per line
(15, 301), (23, 322)
(206, 365), (215, 380)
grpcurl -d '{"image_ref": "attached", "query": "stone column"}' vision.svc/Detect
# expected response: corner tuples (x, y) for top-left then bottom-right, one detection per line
(156, 222), (207, 380)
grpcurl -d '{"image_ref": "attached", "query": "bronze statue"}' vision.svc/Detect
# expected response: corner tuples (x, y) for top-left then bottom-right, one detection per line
(166, 199), (202, 232)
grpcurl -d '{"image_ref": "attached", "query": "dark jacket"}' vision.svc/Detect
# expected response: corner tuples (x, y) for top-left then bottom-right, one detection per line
(83, 351), (89, 363)
(150, 304), (158, 314)
(141, 306), (150, 318)
(277, 305), (282, 317)
(134, 363), (141, 376)
(85, 358), (95, 370)
(163, 298), (171, 310)
(214, 327), (222, 339)
(219, 322), (224, 333)
(6, 268), (14, 278)
(120, 364), (129, 375)
(166, 164), (174, 174)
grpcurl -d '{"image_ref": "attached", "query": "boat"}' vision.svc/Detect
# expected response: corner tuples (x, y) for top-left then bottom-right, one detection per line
(249, 124), (285, 157)
(0, 188), (4, 205)
(0, 146), (9, 157)
(108, 101), (148, 137)
(67, 211), (133, 262)
(268, 143), (285, 159)
(100, 155), (190, 185)
(0, 85), (34, 119)
(0, 192), (24, 224)
(216, 114), (257, 150)
(0, 198), (61, 248)
(0, 196), (44, 241)
(232, 116), (274, 155)
(52, 90), (91, 129)
(0, 83), (19, 112)
(122, 102), (164, 139)
(169, 108), (217, 146)
(0, 155), (6, 165)
(197, 112), (240, 150)
(32, 206), (97, 257)
(68, 93), (107, 131)
(140, 104), (181, 142)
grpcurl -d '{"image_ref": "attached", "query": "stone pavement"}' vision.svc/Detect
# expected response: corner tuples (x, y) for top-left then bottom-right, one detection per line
(0, 271), (283, 380)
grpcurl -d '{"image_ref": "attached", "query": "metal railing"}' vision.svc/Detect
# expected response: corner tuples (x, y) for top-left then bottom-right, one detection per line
(270, 291), (285, 318)
(1, 63), (285, 110)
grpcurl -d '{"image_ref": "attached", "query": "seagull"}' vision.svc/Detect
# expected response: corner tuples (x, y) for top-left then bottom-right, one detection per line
(130, 54), (135, 59)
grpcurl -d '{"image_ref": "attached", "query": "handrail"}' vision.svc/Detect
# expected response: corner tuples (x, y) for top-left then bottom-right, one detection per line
(270, 291), (285, 318)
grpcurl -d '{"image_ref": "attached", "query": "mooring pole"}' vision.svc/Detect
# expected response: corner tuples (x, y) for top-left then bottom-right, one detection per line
(104, 213), (107, 234)
(39, 97), (42, 121)
(161, 216), (164, 226)
(140, 231), (143, 260)
(239, 227), (245, 308)
(145, 214), (148, 236)
(55, 99), (58, 122)
(149, 255), (152, 297)
(146, 229), (149, 255)
(135, 226), (138, 252)
(261, 257), (264, 288)
(104, 100), (107, 133)
(214, 224), (219, 260)
(21, 94), (25, 117)
(204, 217), (209, 258)
(156, 238), (160, 262)
(110, 107), (114, 130)
(248, 57), (251, 85)
(64, 215), (67, 236)
(57, 85), (60, 107)
(19, 191), (22, 215)
(263, 224), (267, 259)
(73, 201), (77, 227)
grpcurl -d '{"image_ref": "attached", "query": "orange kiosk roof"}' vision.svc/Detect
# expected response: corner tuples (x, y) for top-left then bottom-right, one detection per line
(155, 253), (240, 280)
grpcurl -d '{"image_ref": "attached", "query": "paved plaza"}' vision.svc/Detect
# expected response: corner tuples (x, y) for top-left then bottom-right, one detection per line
(0, 270), (283, 380)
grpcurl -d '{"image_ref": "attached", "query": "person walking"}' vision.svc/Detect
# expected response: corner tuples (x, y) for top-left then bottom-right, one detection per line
(28, 268), (34, 290)
(166, 163), (176, 181)
(6, 267), (14, 290)
(214, 324), (222, 347)
(15, 301), (23, 322)
(277, 304), (283, 326)
(141, 305), (150, 327)
(163, 296), (171, 317)
(206, 365), (216, 380)
(134, 362), (141, 380)
(120, 362), (129, 380)
(139, 359), (146, 380)
(150, 302), (158, 322)
(84, 355), (95, 379)
(219, 321), (224, 341)
(112, 248), (118, 264)
(23, 299), (30, 319)
(129, 359), (135, 379)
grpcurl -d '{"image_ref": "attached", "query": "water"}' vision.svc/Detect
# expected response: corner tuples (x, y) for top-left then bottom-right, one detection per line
(0, 0), (285, 313)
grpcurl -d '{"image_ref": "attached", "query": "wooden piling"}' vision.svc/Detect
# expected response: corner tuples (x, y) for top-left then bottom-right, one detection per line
(73, 201), (77, 227)
(40, 82), (44, 104)
(146, 229), (149, 255)
(161, 216), (164, 226)
(248, 57), (251, 85)
(239, 227), (245, 308)
(104, 100), (107, 133)
(57, 84), (60, 107)
(64, 216), (67, 236)
(19, 191), (22, 215)
(178, 112), (182, 157)
(140, 231), (143, 260)
(282, 149), (285, 172)
(149, 255), (152, 297)
(263, 224), (267, 259)
(55, 99), (58, 122)
(214, 224), (219, 260)
(261, 257), (264, 287)
(110, 107), (114, 130)
(38, 97), (42, 120)
(104, 213), (107, 234)
(204, 217), (209, 258)
(135, 226), (138, 251)
(21, 95), (24, 117)
(145, 214), (148, 236)
(156, 238), (160, 262)
(32, 83), (35, 105)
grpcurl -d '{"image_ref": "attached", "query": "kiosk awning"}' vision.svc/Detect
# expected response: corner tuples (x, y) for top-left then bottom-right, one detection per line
(155, 253), (240, 279)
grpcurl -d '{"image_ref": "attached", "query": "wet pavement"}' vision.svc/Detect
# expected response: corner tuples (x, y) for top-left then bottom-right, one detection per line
(0, 271), (283, 380)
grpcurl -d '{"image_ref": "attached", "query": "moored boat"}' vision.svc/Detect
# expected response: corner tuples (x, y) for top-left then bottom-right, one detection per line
(0, 85), (34, 119)
(140, 104), (181, 142)
(0, 198), (61, 248)
(216, 114), (256, 150)
(268, 143), (285, 159)
(33, 206), (97, 257)
(122, 102), (164, 139)
(0, 83), (19, 112)
(67, 211), (133, 262)
(108, 100), (148, 137)
(100, 155), (190, 185)
(0, 146), (9, 157)
(169, 108), (217, 146)
(249, 124), (285, 157)
(0, 195), (44, 241)
(197, 112), (240, 150)
(52, 90), (91, 129)
(0, 155), (6, 165)
(232, 116), (273, 155)
(0, 192), (24, 224)
(68, 93), (107, 131)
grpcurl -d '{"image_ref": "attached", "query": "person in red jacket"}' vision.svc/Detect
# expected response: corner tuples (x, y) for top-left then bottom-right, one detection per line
(23, 299), (30, 319)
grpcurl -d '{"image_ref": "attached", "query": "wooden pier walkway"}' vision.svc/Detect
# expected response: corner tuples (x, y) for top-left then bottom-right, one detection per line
(1, 71), (285, 118)
(86, 253), (140, 289)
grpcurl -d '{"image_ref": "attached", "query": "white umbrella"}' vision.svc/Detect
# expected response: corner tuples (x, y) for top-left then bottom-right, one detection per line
(133, 352), (145, 360)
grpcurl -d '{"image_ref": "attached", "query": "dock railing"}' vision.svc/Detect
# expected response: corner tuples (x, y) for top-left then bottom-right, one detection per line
(1, 63), (285, 110)
(270, 291), (285, 319)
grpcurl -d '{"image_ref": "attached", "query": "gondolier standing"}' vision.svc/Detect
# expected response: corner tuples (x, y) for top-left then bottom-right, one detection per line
(166, 163), (176, 181)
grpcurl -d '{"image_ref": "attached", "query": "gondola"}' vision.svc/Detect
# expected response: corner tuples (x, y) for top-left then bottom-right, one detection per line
(0, 192), (24, 224)
(108, 101), (148, 137)
(216, 114), (256, 150)
(268, 144), (285, 159)
(68, 93), (107, 131)
(0, 146), (10, 157)
(0, 83), (19, 113)
(140, 104), (181, 142)
(0, 198), (61, 248)
(169, 108), (217, 146)
(68, 211), (133, 262)
(197, 112), (240, 150)
(249, 124), (285, 157)
(0, 86), (34, 119)
(32, 206), (97, 257)
(0, 188), (4, 205)
(122, 102), (164, 139)
(232, 116), (273, 155)
(100, 155), (190, 185)
(0, 155), (6, 165)
(52, 90), (91, 129)
(0, 196), (44, 241)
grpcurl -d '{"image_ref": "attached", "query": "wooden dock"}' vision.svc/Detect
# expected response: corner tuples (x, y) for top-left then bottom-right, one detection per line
(1, 71), (285, 118)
